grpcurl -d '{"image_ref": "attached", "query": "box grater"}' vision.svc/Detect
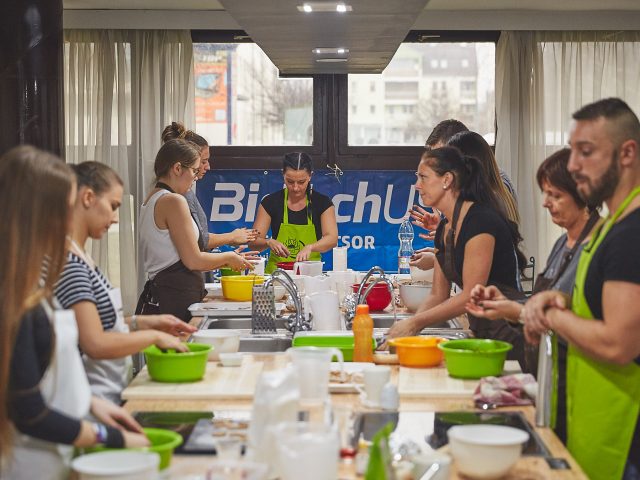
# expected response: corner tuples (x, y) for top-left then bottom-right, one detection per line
(251, 284), (278, 334)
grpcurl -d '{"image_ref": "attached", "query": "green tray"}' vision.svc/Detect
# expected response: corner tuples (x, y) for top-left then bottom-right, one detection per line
(292, 334), (375, 362)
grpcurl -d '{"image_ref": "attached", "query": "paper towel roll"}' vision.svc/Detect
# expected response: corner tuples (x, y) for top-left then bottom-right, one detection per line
(332, 246), (348, 271)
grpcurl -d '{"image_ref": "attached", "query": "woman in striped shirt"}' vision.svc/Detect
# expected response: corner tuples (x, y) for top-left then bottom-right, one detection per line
(55, 162), (196, 404)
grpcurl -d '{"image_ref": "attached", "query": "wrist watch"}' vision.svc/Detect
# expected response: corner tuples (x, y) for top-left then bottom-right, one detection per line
(130, 315), (139, 331)
(93, 423), (108, 444)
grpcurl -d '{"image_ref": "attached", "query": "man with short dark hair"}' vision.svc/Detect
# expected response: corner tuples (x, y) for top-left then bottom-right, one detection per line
(526, 97), (640, 480)
(425, 118), (469, 149)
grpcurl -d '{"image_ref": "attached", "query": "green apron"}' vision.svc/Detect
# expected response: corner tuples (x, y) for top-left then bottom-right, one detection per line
(568, 185), (640, 480)
(265, 188), (321, 274)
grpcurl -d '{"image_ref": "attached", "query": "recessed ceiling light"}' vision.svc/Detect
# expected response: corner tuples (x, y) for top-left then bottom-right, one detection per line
(312, 47), (349, 55)
(297, 2), (352, 13)
(316, 58), (348, 63)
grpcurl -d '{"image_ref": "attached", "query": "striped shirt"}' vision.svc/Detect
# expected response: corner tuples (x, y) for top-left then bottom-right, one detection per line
(55, 253), (117, 330)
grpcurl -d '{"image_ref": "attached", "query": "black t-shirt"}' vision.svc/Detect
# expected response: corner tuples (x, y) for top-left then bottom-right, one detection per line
(260, 189), (334, 240)
(8, 304), (82, 444)
(434, 203), (520, 290)
(584, 207), (640, 366)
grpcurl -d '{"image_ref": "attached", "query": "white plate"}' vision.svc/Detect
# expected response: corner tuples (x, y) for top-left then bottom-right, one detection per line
(329, 362), (368, 393)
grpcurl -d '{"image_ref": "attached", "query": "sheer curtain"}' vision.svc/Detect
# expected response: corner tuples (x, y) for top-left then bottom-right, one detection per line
(64, 30), (194, 312)
(495, 31), (640, 266)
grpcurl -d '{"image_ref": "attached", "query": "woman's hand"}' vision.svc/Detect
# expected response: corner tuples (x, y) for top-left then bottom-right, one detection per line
(296, 245), (314, 262)
(409, 248), (435, 270)
(138, 314), (196, 337)
(154, 332), (189, 352)
(123, 430), (151, 448)
(410, 205), (441, 240)
(522, 291), (568, 343)
(231, 228), (259, 245)
(266, 239), (290, 258)
(224, 251), (255, 271)
(90, 397), (144, 434)
(379, 317), (420, 349)
(465, 285), (521, 322)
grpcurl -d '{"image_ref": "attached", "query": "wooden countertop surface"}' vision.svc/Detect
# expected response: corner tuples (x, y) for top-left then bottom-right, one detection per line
(122, 315), (586, 479)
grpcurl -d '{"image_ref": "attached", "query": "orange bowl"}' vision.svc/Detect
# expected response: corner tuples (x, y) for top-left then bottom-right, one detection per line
(388, 336), (446, 367)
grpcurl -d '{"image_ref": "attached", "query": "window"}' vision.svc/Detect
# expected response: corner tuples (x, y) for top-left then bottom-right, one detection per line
(370, 105), (376, 114)
(194, 43), (314, 145)
(347, 42), (496, 146)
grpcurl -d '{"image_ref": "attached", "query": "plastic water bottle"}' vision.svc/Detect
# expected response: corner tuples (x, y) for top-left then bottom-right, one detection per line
(398, 217), (414, 274)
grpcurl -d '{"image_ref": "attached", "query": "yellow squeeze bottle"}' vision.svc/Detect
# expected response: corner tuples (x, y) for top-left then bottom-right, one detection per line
(353, 304), (374, 363)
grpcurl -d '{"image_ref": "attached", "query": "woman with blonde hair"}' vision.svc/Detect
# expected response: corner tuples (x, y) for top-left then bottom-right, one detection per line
(1, 146), (147, 480)
(137, 139), (256, 321)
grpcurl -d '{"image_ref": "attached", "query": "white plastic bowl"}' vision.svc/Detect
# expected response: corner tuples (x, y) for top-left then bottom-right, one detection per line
(219, 352), (244, 367)
(191, 329), (241, 360)
(72, 451), (160, 480)
(410, 265), (434, 282)
(448, 425), (529, 479)
(273, 285), (287, 300)
(399, 283), (432, 312)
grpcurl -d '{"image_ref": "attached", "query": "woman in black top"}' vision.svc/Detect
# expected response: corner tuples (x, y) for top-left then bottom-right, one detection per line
(0, 146), (147, 479)
(250, 152), (338, 273)
(386, 147), (527, 365)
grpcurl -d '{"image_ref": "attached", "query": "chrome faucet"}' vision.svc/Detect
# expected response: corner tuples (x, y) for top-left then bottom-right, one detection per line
(264, 269), (311, 333)
(345, 266), (395, 329)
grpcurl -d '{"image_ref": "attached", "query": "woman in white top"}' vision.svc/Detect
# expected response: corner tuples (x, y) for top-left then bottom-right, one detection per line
(55, 161), (195, 404)
(136, 139), (254, 321)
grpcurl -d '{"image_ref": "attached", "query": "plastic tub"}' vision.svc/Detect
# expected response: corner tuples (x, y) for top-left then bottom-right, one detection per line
(388, 336), (445, 367)
(220, 275), (265, 301)
(438, 339), (513, 379)
(144, 343), (211, 382)
(351, 283), (392, 312)
(292, 332), (375, 362)
(84, 428), (182, 471)
(72, 451), (160, 479)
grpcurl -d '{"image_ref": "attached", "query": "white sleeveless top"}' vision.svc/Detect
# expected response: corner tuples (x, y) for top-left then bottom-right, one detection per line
(140, 189), (200, 279)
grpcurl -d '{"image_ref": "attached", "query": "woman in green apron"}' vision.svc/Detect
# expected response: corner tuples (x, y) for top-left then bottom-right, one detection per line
(250, 152), (338, 274)
(525, 98), (640, 480)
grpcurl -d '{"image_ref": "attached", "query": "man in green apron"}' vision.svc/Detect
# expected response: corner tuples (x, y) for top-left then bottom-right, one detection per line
(525, 98), (640, 480)
(250, 152), (338, 274)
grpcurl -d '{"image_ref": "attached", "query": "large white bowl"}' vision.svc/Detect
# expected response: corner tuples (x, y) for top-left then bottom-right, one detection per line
(448, 425), (529, 479)
(72, 451), (160, 480)
(399, 283), (432, 312)
(191, 329), (241, 361)
(410, 265), (434, 282)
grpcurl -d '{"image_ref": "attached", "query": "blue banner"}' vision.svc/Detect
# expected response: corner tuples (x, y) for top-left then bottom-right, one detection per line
(196, 169), (433, 272)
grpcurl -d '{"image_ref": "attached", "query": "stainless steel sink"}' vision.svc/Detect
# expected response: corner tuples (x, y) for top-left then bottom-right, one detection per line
(239, 333), (292, 352)
(205, 317), (288, 329)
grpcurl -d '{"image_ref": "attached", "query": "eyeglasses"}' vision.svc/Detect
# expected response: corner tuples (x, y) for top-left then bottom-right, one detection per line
(181, 164), (200, 176)
(415, 172), (428, 183)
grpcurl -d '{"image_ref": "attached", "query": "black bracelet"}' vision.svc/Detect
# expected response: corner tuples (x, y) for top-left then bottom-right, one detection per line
(105, 426), (125, 448)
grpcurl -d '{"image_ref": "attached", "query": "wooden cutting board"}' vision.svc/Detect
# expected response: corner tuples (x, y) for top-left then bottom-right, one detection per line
(398, 360), (521, 398)
(122, 358), (264, 400)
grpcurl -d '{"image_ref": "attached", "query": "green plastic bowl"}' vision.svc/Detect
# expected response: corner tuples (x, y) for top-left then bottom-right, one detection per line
(438, 339), (513, 379)
(84, 427), (183, 470)
(220, 267), (241, 276)
(292, 334), (375, 362)
(144, 343), (211, 383)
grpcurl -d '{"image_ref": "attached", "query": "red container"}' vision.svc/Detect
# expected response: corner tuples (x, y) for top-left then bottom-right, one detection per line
(277, 261), (295, 271)
(351, 283), (392, 312)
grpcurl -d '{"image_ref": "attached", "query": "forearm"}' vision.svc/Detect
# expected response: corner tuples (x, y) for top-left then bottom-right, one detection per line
(208, 232), (234, 249)
(249, 236), (270, 253)
(411, 291), (468, 330)
(308, 234), (338, 254)
(547, 308), (639, 365)
(183, 251), (234, 271)
(81, 330), (160, 360)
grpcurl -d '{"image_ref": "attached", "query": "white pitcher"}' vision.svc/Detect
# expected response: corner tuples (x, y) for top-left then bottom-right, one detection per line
(302, 275), (332, 296)
(306, 291), (342, 330)
(293, 260), (323, 276)
(286, 346), (344, 403)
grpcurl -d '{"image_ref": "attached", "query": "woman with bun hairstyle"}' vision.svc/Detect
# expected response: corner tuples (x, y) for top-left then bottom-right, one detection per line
(249, 152), (338, 273)
(1, 146), (147, 480)
(136, 139), (256, 321)
(55, 161), (195, 404)
(161, 122), (258, 251)
(385, 147), (528, 367)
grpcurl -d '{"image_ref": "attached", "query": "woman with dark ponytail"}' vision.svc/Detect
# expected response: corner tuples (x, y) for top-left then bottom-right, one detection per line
(250, 152), (338, 273)
(386, 147), (528, 368)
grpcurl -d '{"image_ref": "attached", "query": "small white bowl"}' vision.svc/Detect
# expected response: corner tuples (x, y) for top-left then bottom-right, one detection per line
(219, 352), (243, 367)
(399, 283), (432, 312)
(72, 451), (160, 480)
(191, 329), (241, 361)
(448, 425), (529, 479)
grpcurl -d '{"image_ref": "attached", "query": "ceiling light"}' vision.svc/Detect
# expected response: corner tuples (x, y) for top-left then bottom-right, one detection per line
(297, 2), (352, 13)
(316, 58), (348, 63)
(313, 47), (349, 55)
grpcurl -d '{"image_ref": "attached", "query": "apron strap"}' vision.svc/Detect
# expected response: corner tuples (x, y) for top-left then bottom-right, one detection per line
(283, 188), (313, 226)
(444, 197), (465, 288)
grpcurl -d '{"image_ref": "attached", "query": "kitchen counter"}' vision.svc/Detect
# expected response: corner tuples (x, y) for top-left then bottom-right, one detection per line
(124, 348), (587, 479)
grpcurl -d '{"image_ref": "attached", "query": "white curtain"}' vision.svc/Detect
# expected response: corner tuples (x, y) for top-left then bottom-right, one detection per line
(495, 31), (640, 267)
(64, 30), (194, 312)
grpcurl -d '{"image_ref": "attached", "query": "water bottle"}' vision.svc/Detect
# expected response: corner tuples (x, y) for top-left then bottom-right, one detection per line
(398, 217), (414, 274)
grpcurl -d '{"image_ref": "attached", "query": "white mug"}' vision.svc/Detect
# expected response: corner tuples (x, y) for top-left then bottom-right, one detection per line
(360, 365), (391, 406)
(306, 291), (342, 330)
(252, 257), (266, 276)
